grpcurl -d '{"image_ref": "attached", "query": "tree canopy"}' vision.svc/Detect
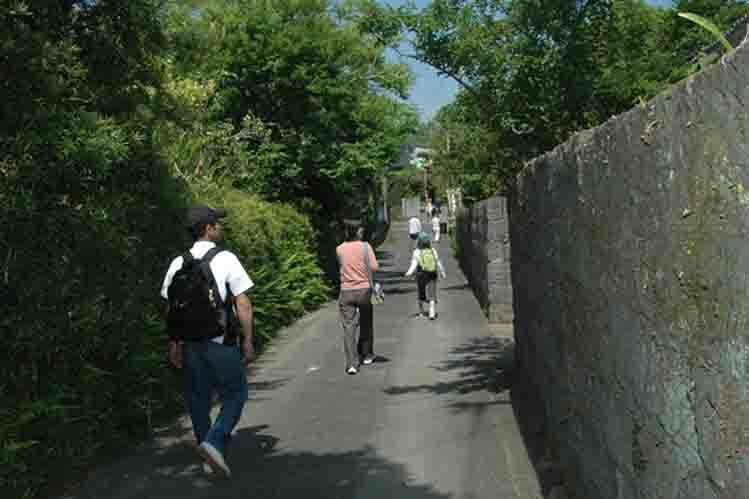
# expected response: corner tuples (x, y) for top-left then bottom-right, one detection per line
(1, 1), (417, 496)
(162, 0), (418, 221)
(365, 0), (749, 200)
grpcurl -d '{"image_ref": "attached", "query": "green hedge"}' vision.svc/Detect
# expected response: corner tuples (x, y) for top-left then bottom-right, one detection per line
(193, 182), (330, 346)
(0, 153), (190, 498)
(1, 176), (329, 499)
(1, 3), (331, 497)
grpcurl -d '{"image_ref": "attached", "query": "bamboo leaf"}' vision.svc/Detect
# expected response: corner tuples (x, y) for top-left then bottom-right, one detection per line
(677, 12), (734, 53)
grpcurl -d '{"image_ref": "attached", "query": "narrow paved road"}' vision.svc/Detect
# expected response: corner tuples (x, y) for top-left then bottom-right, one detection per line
(64, 222), (542, 499)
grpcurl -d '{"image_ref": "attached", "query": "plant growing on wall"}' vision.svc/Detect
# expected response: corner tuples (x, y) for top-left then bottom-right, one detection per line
(677, 12), (734, 51)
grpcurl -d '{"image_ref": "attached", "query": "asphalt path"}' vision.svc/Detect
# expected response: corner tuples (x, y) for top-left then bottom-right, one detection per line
(62, 221), (543, 499)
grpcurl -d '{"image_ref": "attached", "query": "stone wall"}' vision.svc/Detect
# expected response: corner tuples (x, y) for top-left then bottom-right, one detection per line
(456, 196), (513, 323)
(509, 40), (749, 498)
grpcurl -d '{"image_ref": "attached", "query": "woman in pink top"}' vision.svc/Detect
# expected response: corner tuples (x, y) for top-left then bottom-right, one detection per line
(336, 223), (379, 374)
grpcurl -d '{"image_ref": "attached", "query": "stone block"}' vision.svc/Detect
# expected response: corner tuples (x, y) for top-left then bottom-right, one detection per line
(508, 38), (749, 499)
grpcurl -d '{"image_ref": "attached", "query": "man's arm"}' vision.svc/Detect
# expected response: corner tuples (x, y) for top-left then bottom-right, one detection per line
(404, 250), (419, 277)
(434, 249), (447, 278)
(162, 260), (185, 369)
(164, 303), (183, 369)
(235, 293), (254, 366)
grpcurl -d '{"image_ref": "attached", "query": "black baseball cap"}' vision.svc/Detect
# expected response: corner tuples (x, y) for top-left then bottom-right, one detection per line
(186, 204), (227, 228)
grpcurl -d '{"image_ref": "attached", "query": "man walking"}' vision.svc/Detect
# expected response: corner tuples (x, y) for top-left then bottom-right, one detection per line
(161, 204), (255, 478)
(431, 210), (441, 243)
(408, 214), (422, 251)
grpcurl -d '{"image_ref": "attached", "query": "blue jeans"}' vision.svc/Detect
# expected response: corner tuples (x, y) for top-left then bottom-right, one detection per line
(182, 341), (248, 454)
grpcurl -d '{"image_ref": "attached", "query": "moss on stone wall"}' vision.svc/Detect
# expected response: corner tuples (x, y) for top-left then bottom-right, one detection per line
(509, 39), (749, 499)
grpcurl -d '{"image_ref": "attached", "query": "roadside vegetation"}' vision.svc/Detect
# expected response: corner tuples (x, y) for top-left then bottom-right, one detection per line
(0, 1), (416, 497)
(363, 0), (749, 203)
(5, 1), (747, 496)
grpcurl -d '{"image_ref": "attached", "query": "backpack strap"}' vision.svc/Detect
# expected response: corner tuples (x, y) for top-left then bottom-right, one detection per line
(198, 247), (226, 308)
(202, 247), (223, 265)
(199, 248), (238, 338)
(182, 251), (194, 265)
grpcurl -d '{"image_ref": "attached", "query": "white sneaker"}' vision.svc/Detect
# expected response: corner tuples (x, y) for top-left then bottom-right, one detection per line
(347, 366), (358, 375)
(362, 356), (374, 365)
(199, 441), (231, 478)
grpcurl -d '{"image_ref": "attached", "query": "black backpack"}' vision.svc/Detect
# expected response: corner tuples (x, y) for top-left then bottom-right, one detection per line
(167, 247), (237, 342)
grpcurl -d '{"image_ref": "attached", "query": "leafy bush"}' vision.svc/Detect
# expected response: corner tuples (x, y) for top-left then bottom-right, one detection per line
(0, 148), (191, 499)
(0, 3), (191, 496)
(1, 2), (390, 497)
(0, 177), (330, 499)
(192, 182), (330, 346)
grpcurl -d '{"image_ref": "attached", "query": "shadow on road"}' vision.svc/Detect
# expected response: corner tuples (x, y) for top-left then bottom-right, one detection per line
(68, 425), (453, 499)
(383, 336), (514, 401)
(439, 283), (471, 292)
(382, 286), (418, 296)
(382, 335), (557, 495)
(511, 370), (556, 495)
(376, 271), (412, 286)
(248, 377), (290, 392)
(375, 249), (397, 261)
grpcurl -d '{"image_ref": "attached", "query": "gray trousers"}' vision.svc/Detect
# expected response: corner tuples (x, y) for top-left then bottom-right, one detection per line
(338, 288), (374, 368)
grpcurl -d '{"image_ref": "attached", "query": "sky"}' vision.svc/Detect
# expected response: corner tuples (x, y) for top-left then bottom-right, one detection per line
(383, 0), (675, 122)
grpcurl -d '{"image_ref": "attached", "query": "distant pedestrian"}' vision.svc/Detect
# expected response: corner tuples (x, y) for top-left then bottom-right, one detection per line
(431, 211), (441, 242)
(161, 204), (255, 478)
(336, 221), (379, 374)
(405, 233), (446, 320)
(408, 215), (422, 250)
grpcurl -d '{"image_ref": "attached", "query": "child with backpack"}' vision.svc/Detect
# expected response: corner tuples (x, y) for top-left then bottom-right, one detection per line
(404, 232), (446, 319)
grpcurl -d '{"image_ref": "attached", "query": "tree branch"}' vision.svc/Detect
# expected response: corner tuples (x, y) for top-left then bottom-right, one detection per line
(390, 44), (481, 100)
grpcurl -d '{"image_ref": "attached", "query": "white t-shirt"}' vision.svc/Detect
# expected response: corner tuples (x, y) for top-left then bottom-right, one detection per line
(432, 216), (440, 230)
(408, 217), (422, 235)
(161, 241), (254, 343)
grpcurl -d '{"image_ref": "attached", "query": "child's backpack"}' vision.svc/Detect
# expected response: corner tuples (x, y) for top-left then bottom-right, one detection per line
(418, 249), (437, 273)
(167, 248), (230, 341)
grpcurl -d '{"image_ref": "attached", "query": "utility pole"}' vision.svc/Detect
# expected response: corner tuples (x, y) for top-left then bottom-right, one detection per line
(423, 159), (429, 207)
(424, 158), (433, 217)
(382, 174), (388, 224)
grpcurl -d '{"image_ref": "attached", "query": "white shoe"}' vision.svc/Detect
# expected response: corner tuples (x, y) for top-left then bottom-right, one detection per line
(347, 366), (358, 375)
(199, 441), (231, 478)
(362, 356), (374, 365)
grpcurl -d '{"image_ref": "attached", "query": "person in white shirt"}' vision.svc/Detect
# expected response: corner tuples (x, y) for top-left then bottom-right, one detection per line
(407, 215), (422, 251)
(161, 204), (254, 478)
(404, 232), (446, 319)
(431, 211), (441, 242)
(408, 216), (421, 239)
